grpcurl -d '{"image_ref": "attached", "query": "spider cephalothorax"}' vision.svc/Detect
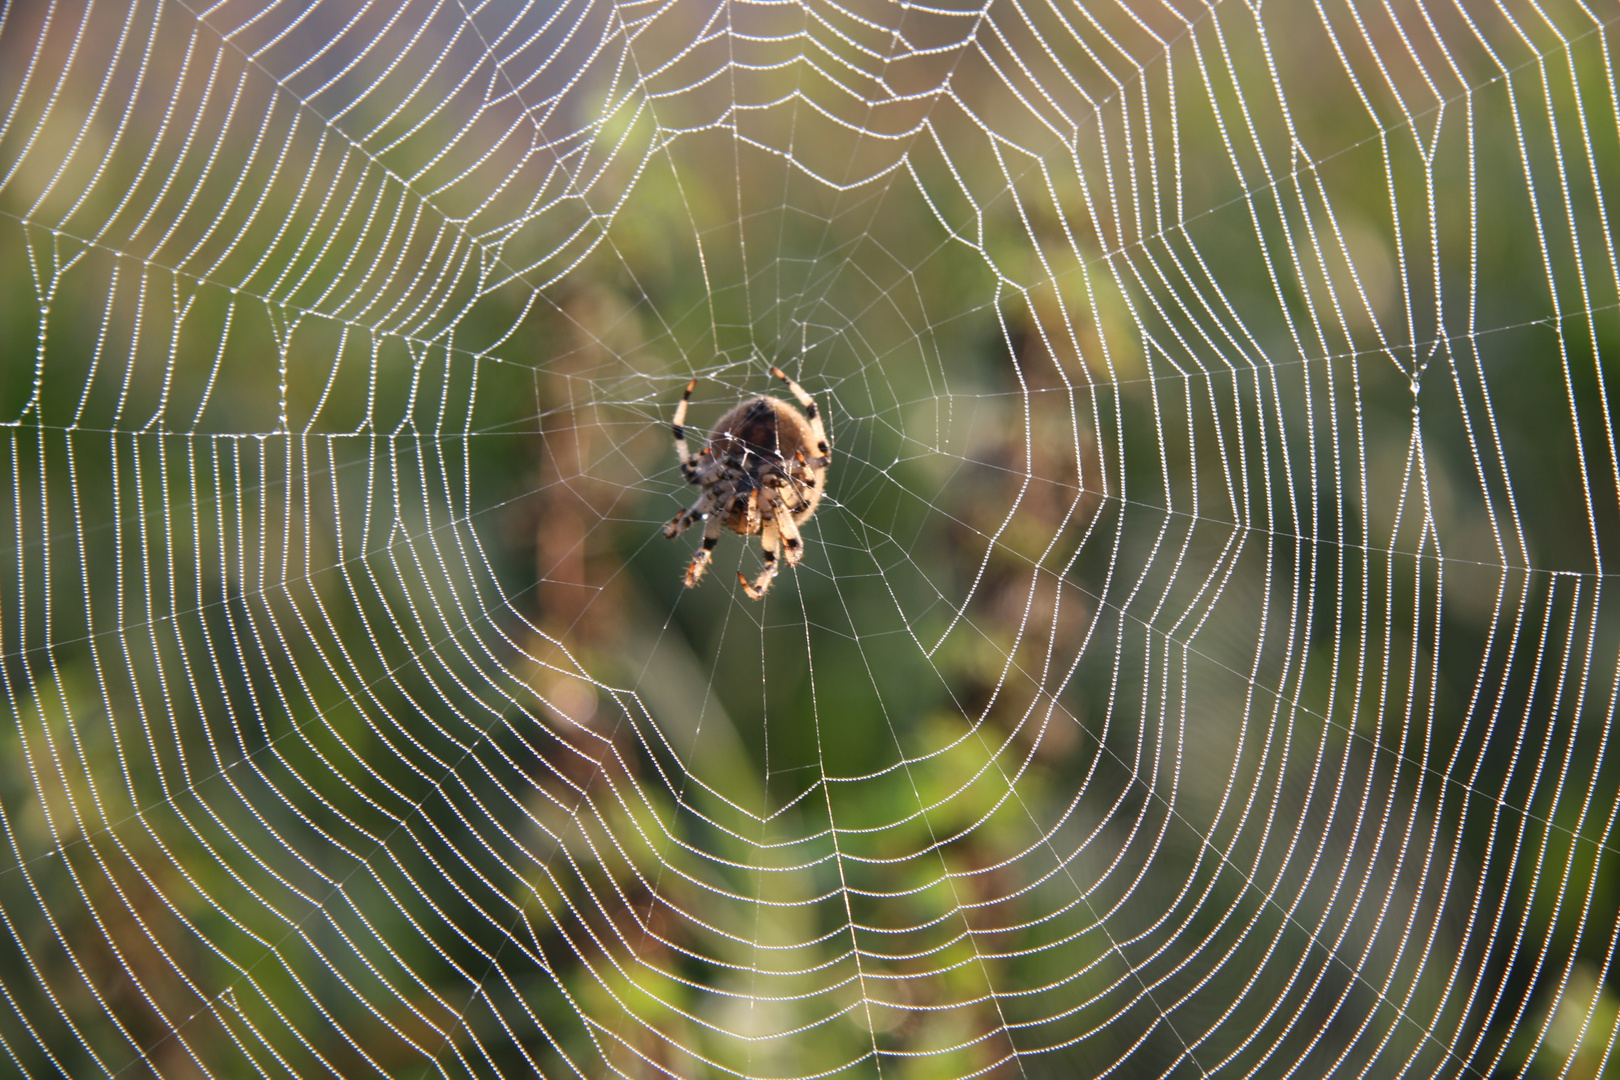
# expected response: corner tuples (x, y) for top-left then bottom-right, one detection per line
(663, 368), (831, 599)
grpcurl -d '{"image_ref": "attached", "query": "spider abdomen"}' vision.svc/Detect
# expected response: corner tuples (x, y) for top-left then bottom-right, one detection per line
(709, 396), (823, 536)
(713, 398), (784, 457)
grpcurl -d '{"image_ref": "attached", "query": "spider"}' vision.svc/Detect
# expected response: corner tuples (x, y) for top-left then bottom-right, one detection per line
(663, 368), (831, 599)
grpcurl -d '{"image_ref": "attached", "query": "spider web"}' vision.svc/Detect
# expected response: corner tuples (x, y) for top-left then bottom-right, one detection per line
(2, 0), (1619, 1076)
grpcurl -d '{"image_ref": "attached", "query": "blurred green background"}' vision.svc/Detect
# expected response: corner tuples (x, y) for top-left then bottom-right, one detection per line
(2, 0), (1619, 1077)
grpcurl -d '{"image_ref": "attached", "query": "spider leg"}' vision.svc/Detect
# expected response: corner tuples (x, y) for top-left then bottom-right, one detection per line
(781, 455), (815, 513)
(739, 517), (782, 600)
(672, 379), (702, 481)
(771, 367), (830, 467)
(774, 500), (804, 567)
(731, 485), (761, 535)
(664, 489), (717, 539)
(684, 511), (726, 588)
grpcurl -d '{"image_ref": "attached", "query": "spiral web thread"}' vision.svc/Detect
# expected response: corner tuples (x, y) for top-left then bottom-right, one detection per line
(2, 0), (1620, 1077)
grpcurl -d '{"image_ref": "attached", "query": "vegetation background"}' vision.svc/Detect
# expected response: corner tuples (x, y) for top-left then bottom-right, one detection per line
(1, 0), (1617, 1077)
